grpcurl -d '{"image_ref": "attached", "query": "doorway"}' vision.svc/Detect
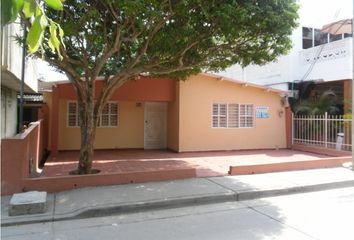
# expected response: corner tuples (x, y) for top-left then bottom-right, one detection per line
(144, 102), (167, 149)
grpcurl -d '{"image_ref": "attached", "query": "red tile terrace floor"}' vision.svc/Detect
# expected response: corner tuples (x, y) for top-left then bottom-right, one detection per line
(41, 149), (333, 178)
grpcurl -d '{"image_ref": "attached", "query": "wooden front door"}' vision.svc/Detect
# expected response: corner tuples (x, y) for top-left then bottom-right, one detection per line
(144, 102), (167, 149)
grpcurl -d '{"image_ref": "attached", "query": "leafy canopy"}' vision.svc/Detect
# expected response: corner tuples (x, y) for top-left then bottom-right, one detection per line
(41, 0), (299, 81)
(1, 0), (64, 57)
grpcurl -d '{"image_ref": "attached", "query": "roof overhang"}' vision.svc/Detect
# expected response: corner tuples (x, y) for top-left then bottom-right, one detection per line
(39, 72), (287, 96)
(1, 67), (36, 93)
(202, 72), (286, 95)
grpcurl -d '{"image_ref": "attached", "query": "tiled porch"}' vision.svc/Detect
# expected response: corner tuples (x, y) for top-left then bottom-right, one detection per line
(41, 149), (334, 178)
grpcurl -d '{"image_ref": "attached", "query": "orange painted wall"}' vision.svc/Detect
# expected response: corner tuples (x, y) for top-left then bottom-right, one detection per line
(344, 79), (352, 114)
(57, 77), (175, 101)
(48, 77), (175, 152)
(167, 83), (180, 151)
(43, 92), (53, 150)
(1, 121), (45, 195)
(285, 107), (292, 148)
(177, 75), (286, 152)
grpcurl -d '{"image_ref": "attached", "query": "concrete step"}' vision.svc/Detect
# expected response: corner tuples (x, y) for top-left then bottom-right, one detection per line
(9, 191), (47, 216)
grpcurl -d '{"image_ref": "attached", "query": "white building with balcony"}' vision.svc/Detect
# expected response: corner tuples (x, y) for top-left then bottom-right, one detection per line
(219, 22), (352, 87)
(1, 22), (39, 138)
(219, 18), (352, 114)
(218, 0), (352, 113)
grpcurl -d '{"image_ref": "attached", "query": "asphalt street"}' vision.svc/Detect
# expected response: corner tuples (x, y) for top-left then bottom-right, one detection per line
(2, 187), (354, 240)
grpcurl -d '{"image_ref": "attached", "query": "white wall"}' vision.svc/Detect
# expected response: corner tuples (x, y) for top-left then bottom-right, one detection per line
(298, 37), (352, 81)
(1, 23), (38, 92)
(217, 27), (303, 87)
(1, 87), (18, 138)
(1, 22), (40, 138)
(217, 1), (353, 90)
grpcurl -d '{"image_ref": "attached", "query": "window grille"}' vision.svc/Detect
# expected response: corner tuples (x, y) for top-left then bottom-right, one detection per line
(240, 104), (254, 128)
(68, 102), (79, 127)
(67, 101), (118, 127)
(212, 103), (254, 128)
(212, 103), (227, 128)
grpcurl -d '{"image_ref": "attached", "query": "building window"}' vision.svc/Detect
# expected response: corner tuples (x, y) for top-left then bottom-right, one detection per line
(98, 102), (118, 127)
(228, 104), (239, 128)
(302, 26), (351, 48)
(212, 103), (227, 128)
(68, 101), (79, 127)
(212, 103), (254, 128)
(314, 29), (328, 46)
(329, 33), (342, 42)
(302, 27), (313, 49)
(240, 104), (254, 128)
(67, 101), (118, 127)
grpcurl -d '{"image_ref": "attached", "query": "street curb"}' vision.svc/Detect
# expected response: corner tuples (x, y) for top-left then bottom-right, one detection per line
(66, 192), (237, 220)
(236, 180), (354, 201)
(1, 192), (237, 227)
(2, 180), (354, 227)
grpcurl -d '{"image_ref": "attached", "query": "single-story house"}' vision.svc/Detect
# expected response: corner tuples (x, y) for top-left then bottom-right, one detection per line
(42, 73), (289, 155)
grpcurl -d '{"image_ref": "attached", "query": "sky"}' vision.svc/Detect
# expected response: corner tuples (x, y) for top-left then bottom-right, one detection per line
(299, 0), (352, 27)
(38, 0), (353, 82)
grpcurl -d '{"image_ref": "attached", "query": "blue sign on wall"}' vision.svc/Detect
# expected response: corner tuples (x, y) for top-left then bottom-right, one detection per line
(256, 106), (269, 119)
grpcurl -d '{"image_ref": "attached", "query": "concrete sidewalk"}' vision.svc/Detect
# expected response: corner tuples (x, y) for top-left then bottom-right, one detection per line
(2, 167), (354, 226)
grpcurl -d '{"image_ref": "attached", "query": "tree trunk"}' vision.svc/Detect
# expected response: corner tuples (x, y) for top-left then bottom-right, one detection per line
(77, 101), (98, 174)
(77, 127), (96, 174)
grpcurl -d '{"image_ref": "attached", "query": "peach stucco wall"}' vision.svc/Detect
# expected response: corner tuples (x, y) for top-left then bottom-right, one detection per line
(58, 100), (144, 150)
(47, 74), (287, 152)
(177, 75), (286, 152)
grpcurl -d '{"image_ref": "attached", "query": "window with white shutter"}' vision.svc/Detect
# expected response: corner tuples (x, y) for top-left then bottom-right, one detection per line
(212, 103), (227, 128)
(98, 102), (118, 127)
(67, 101), (79, 127)
(228, 104), (239, 128)
(240, 104), (254, 128)
(212, 103), (254, 129)
(67, 101), (119, 128)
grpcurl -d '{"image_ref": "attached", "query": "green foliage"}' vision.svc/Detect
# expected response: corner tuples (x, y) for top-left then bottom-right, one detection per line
(1, 0), (23, 23)
(27, 14), (47, 53)
(1, 0), (64, 57)
(44, 0), (63, 10)
(294, 90), (341, 115)
(42, 0), (299, 79)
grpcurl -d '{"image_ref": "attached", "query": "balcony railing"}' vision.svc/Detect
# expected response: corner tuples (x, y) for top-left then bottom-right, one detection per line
(300, 37), (352, 65)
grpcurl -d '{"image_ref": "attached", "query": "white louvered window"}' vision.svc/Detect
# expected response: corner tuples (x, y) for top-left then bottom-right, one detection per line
(240, 104), (254, 128)
(212, 103), (254, 128)
(68, 101), (79, 127)
(228, 104), (239, 128)
(212, 103), (227, 128)
(98, 102), (118, 127)
(68, 101), (119, 127)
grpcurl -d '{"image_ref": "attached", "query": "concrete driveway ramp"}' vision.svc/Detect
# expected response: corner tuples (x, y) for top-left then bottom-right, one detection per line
(9, 191), (47, 216)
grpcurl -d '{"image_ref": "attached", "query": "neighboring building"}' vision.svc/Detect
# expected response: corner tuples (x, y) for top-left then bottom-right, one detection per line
(218, 18), (353, 112)
(1, 22), (39, 138)
(42, 74), (288, 154)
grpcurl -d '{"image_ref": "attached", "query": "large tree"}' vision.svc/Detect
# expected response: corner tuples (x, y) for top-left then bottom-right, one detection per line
(22, 0), (298, 174)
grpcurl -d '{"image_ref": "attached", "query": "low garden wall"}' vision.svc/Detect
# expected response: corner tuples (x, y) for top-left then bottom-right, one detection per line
(1, 120), (47, 195)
